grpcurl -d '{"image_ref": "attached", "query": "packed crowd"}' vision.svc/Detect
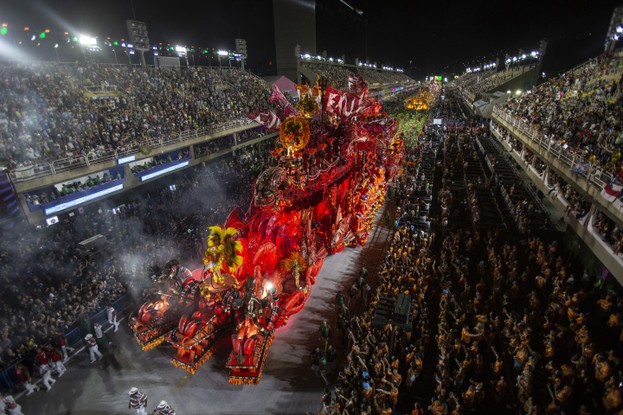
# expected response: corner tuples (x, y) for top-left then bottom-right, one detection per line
(357, 68), (414, 86)
(299, 62), (414, 91)
(327, 131), (436, 415)
(323, 93), (623, 415)
(0, 137), (276, 391)
(301, 62), (351, 90)
(498, 54), (623, 178)
(0, 63), (273, 168)
(0, 222), (126, 371)
(454, 64), (535, 100)
(593, 210), (623, 257)
(545, 171), (591, 220)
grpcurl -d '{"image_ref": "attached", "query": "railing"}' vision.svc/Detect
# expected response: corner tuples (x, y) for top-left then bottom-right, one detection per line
(491, 106), (619, 202)
(84, 85), (120, 94)
(9, 118), (257, 183)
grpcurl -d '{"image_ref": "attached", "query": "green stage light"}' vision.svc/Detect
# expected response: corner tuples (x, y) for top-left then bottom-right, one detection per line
(39, 32), (46, 39)
(0, 27), (7, 36)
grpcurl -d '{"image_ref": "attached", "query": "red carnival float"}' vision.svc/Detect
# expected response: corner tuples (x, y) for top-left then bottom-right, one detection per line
(129, 73), (404, 384)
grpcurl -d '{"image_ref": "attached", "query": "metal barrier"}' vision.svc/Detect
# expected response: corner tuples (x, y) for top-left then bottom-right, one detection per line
(492, 106), (614, 190)
(0, 293), (135, 394)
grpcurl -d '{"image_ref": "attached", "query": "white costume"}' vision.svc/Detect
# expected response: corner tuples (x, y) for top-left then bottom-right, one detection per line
(154, 400), (176, 415)
(106, 305), (120, 332)
(39, 364), (56, 391)
(3, 396), (23, 415)
(85, 334), (103, 362)
(128, 387), (148, 415)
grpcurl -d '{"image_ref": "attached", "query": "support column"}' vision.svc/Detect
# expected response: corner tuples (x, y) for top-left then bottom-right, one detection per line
(123, 164), (140, 188)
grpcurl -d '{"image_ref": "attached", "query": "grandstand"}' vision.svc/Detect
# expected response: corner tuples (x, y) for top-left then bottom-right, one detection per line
(0, 57), (418, 225)
(489, 51), (623, 282)
(0, 4), (622, 415)
(298, 56), (418, 99)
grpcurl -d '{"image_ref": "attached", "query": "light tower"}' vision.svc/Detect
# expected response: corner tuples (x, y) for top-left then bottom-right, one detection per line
(126, 20), (150, 67)
(605, 5), (623, 53)
(235, 38), (247, 70)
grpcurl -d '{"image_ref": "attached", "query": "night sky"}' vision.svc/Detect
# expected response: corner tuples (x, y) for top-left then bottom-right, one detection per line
(0, 0), (620, 77)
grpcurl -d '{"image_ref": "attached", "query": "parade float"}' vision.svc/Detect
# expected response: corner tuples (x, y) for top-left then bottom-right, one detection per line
(129, 73), (405, 384)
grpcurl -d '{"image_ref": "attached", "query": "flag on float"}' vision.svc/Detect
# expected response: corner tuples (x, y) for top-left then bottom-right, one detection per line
(248, 109), (282, 131)
(269, 84), (296, 118)
(324, 86), (346, 118)
(348, 72), (368, 97)
(324, 86), (368, 120)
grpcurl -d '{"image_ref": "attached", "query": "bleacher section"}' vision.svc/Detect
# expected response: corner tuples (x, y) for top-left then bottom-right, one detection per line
(489, 53), (623, 281)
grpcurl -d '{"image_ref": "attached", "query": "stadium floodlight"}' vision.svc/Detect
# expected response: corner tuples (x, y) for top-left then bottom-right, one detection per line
(79, 35), (97, 46)
(54, 43), (58, 48)
(217, 50), (228, 56)
(616, 25), (622, 34)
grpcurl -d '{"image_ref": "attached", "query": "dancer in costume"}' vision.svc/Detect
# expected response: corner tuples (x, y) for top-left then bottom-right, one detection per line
(128, 387), (148, 415)
(85, 334), (103, 362)
(153, 400), (176, 415)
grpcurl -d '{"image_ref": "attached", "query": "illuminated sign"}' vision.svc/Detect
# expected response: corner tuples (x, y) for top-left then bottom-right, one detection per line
(44, 183), (124, 215)
(140, 160), (190, 182)
(117, 155), (136, 164)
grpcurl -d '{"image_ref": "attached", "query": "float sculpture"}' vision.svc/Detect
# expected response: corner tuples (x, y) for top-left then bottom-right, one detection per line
(129, 73), (405, 384)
